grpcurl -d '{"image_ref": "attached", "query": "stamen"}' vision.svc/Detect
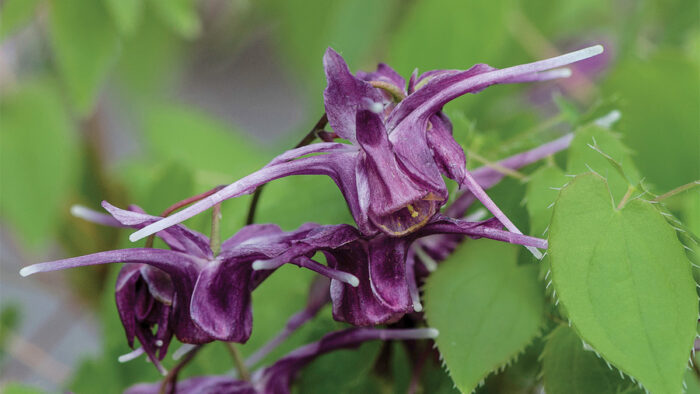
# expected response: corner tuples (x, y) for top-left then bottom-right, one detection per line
(406, 204), (419, 218)
(118, 347), (145, 363)
(252, 259), (281, 271)
(413, 245), (438, 272)
(155, 340), (164, 347)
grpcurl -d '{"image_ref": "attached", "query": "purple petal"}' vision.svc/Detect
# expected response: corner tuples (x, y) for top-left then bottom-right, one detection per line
(323, 48), (385, 143)
(355, 109), (444, 236)
(445, 133), (574, 218)
(129, 150), (372, 241)
(115, 265), (143, 348)
(190, 258), (254, 342)
(420, 215), (548, 249)
(125, 376), (254, 394)
(291, 256), (359, 287)
(367, 236), (413, 311)
(139, 265), (174, 305)
(221, 223), (284, 250)
(102, 202), (212, 259)
(426, 112), (467, 184)
(356, 63), (407, 94)
(70, 204), (124, 227)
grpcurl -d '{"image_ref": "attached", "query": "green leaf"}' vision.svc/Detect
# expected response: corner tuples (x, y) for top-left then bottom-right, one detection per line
(602, 51), (700, 192)
(0, 80), (78, 246)
(566, 124), (640, 203)
(147, 0), (201, 39)
(542, 325), (643, 394)
(424, 239), (545, 393)
(548, 173), (697, 393)
(48, 0), (120, 115)
(103, 0), (142, 36)
(525, 165), (569, 238)
(0, 0), (42, 39)
(2, 383), (46, 394)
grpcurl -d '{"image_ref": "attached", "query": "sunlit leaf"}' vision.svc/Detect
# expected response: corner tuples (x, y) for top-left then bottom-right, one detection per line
(548, 173), (697, 393)
(147, 0), (201, 39)
(0, 0), (42, 39)
(103, 0), (142, 36)
(424, 239), (544, 392)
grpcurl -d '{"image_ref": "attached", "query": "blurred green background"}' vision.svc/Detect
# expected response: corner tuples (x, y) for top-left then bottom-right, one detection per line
(0, 0), (698, 392)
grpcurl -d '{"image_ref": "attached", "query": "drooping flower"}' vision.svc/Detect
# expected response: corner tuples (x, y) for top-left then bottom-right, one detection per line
(253, 214), (546, 326)
(19, 203), (359, 370)
(125, 327), (439, 394)
(128, 46), (603, 245)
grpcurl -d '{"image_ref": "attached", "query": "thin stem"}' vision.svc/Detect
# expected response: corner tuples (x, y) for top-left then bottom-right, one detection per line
(466, 150), (528, 181)
(246, 113), (328, 225)
(210, 204), (222, 256)
(159, 345), (201, 394)
(369, 80), (406, 102)
(225, 342), (251, 381)
(653, 180), (700, 202)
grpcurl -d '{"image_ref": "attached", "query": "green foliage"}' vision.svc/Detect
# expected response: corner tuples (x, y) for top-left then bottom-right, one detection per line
(424, 239), (544, 393)
(47, 0), (120, 115)
(602, 51), (700, 192)
(2, 383), (46, 394)
(0, 0), (42, 39)
(565, 124), (640, 202)
(102, 0), (142, 36)
(548, 173), (697, 393)
(147, 0), (201, 39)
(0, 79), (78, 246)
(526, 165), (568, 238)
(542, 325), (643, 394)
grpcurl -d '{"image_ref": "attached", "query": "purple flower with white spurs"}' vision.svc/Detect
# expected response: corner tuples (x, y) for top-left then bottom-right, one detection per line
(253, 213), (546, 326)
(124, 327), (439, 394)
(127, 45), (604, 251)
(19, 203), (360, 372)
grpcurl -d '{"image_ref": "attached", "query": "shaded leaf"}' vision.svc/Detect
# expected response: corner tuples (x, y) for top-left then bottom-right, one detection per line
(0, 0), (42, 39)
(147, 0), (201, 39)
(103, 0), (142, 36)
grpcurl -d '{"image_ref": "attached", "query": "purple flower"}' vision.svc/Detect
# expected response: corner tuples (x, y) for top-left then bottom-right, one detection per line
(125, 327), (439, 394)
(128, 46), (603, 244)
(20, 203), (358, 371)
(253, 215), (546, 326)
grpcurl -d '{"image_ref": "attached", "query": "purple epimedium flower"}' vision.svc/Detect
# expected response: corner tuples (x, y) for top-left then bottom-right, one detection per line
(128, 46), (604, 250)
(125, 327), (439, 394)
(19, 203), (360, 372)
(252, 214), (546, 326)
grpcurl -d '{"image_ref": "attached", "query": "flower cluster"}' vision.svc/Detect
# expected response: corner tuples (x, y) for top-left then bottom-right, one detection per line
(21, 45), (601, 392)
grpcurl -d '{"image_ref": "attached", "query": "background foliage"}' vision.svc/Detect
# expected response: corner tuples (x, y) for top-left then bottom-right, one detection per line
(0, 0), (698, 392)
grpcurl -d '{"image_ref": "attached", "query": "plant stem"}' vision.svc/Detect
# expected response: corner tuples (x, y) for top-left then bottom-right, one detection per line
(653, 180), (700, 202)
(159, 345), (201, 394)
(225, 342), (251, 381)
(466, 150), (528, 181)
(210, 203), (222, 256)
(246, 113), (328, 225)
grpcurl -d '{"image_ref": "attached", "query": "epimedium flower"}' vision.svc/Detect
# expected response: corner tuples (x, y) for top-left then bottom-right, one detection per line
(125, 327), (439, 394)
(128, 45), (604, 248)
(19, 202), (360, 371)
(252, 213), (546, 326)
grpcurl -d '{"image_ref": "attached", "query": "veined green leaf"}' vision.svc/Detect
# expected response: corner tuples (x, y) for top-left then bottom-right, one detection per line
(525, 164), (569, 238)
(548, 173), (697, 393)
(424, 239), (544, 393)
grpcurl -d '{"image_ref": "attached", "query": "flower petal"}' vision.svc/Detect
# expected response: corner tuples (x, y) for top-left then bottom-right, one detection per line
(323, 47), (385, 143)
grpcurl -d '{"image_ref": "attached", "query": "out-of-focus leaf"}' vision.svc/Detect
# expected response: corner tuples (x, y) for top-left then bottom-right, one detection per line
(478, 338), (544, 394)
(542, 325), (643, 394)
(0, 0), (41, 39)
(0, 80), (78, 246)
(686, 368), (700, 394)
(602, 50), (700, 192)
(147, 0), (201, 39)
(388, 0), (512, 76)
(548, 173), (696, 393)
(103, 0), (142, 36)
(0, 304), (21, 362)
(2, 383), (46, 394)
(48, 0), (120, 115)
(424, 239), (544, 393)
(566, 124), (640, 202)
(294, 339), (382, 393)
